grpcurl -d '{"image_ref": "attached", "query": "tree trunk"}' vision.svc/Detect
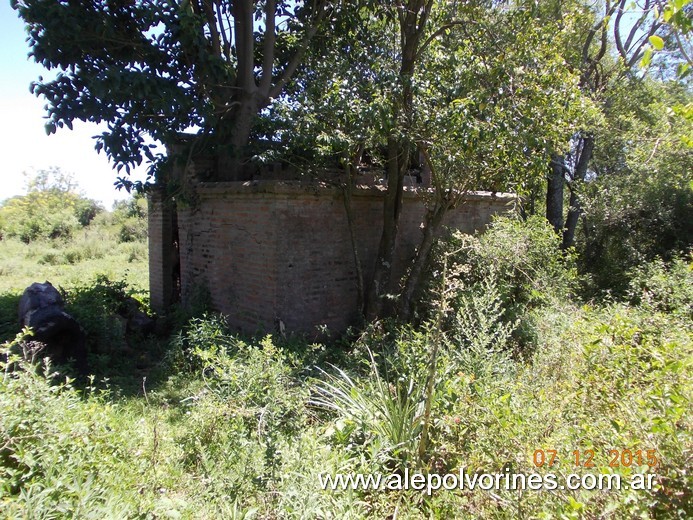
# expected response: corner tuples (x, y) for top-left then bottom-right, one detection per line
(365, 135), (405, 319)
(546, 153), (565, 234)
(562, 187), (582, 250)
(399, 199), (451, 321)
(342, 169), (366, 320)
(215, 94), (258, 180)
(364, 0), (430, 320)
(562, 135), (594, 250)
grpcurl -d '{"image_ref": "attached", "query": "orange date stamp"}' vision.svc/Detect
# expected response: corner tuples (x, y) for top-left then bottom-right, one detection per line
(532, 448), (659, 468)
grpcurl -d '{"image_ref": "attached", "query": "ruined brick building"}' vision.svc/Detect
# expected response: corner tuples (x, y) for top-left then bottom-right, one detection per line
(148, 166), (513, 336)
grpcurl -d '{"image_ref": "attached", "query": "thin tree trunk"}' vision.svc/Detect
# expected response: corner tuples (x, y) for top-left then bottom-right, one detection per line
(399, 199), (451, 321)
(366, 135), (404, 319)
(342, 169), (365, 320)
(562, 136), (594, 250)
(364, 0), (431, 320)
(562, 187), (582, 250)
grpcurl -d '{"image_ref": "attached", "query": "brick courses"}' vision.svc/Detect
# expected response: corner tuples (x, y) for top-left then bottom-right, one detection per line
(149, 181), (514, 335)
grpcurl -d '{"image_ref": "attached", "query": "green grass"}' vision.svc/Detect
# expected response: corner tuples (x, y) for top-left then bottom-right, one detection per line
(0, 227), (148, 295)
(1, 303), (689, 518)
(0, 220), (690, 519)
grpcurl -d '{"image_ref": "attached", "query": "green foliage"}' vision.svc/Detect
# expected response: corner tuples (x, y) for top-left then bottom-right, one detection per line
(423, 303), (692, 519)
(450, 272), (518, 382)
(425, 215), (578, 352)
(0, 192), (148, 296)
(169, 313), (236, 371)
(172, 320), (310, 499)
(580, 79), (693, 296)
(311, 349), (426, 471)
(0, 168), (103, 243)
(0, 193), (150, 379)
(64, 276), (142, 355)
(13, 0), (335, 186)
(0, 344), (141, 517)
(628, 254), (693, 320)
(112, 194), (148, 243)
(454, 215), (575, 304)
(1, 260), (691, 518)
(1, 195), (78, 243)
(185, 322), (306, 436)
(0, 292), (21, 344)
(413, 1), (597, 197)
(643, 0), (692, 77)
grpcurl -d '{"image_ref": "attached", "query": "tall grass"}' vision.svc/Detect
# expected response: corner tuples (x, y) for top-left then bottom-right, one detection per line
(0, 229), (148, 294)
(0, 216), (690, 518)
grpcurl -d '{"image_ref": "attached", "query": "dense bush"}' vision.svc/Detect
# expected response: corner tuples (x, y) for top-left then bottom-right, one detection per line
(0, 169), (103, 243)
(579, 173), (692, 297)
(627, 254), (693, 320)
(0, 196), (81, 242)
(0, 342), (142, 517)
(312, 342), (428, 472)
(113, 194), (148, 243)
(420, 215), (578, 353)
(64, 277), (135, 355)
(1, 271), (690, 518)
(426, 304), (692, 519)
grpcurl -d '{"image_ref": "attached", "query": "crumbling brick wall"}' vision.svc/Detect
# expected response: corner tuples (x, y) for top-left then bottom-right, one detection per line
(149, 181), (514, 335)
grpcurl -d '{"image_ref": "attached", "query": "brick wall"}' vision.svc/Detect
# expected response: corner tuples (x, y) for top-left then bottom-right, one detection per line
(149, 181), (514, 335)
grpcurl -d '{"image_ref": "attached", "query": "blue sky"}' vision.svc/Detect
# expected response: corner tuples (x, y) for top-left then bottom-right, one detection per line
(0, 2), (146, 207)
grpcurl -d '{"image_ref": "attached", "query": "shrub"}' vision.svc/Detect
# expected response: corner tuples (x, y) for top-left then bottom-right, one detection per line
(63, 276), (141, 356)
(112, 194), (148, 222)
(450, 271), (518, 382)
(118, 216), (148, 242)
(172, 317), (309, 492)
(627, 254), (693, 320)
(0, 169), (104, 242)
(0, 338), (141, 517)
(423, 215), (577, 352)
(106, 194), (149, 243)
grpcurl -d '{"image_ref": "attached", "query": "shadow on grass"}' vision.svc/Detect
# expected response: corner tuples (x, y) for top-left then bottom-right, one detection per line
(2, 281), (363, 401)
(0, 283), (174, 399)
(0, 291), (21, 344)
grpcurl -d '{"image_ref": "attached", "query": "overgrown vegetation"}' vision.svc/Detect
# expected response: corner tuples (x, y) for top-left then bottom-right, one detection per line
(0, 168), (102, 243)
(1, 211), (691, 518)
(2, 0), (691, 516)
(0, 170), (148, 297)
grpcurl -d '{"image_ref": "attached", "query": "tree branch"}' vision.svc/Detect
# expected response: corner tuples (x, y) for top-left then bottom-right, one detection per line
(626, 17), (663, 69)
(674, 27), (693, 66)
(614, 0), (627, 60)
(232, 0), (255, 92)
(269, 1), (328, 100)
(215, 1), (232, 60)
(260, 0), (276, 96)
(416, 20), (465, 59)
(418, 0), (434, 35)
(202, 0), (221, 57)
(582, 1), (618, 68)
(582, 1), (619, 86)
(624, 4), (647, 51)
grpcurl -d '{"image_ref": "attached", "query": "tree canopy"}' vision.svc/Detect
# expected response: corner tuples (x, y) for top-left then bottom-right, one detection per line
(12, 0), (337, 186)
